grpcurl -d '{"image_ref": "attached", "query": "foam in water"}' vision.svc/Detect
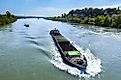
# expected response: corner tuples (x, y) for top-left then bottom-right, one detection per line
(77, 30), (121, 42)
(50, 42), (102, 79)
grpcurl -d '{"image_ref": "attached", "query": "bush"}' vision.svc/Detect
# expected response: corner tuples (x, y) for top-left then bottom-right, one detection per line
(0, 11), (17, 26)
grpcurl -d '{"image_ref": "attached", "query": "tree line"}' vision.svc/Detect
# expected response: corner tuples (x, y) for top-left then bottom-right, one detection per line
(61, 7), (120, 18)
(0, 11), (17, 27)
(45, 7), (121, 29)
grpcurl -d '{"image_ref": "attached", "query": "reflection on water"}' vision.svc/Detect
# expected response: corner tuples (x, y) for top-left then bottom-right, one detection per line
(0, 19), (121, 80)
(0, 24), (13, 32)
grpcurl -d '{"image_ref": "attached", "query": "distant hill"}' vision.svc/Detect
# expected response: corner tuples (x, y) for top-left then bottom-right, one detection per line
(61, 7), (121, 18)
(45, 7), (121, 29)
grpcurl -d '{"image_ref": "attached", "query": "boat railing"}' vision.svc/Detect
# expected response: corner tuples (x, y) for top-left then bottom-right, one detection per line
(52, 34), (65, 54)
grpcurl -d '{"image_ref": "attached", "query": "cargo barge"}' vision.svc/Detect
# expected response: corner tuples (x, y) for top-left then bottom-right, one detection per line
(50, 29), (87, 70)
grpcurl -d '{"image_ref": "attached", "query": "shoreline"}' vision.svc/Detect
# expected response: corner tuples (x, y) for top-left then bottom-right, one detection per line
(0, 11), (17, 27)
(45, 7), (121, 29)
(45, 16), (121, 29)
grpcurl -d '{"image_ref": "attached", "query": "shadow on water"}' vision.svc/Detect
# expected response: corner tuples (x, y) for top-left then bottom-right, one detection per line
(0, 24), (13, 32)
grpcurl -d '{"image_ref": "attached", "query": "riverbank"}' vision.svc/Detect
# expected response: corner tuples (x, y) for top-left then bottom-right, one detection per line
(45, 15), (121, 29)
(45, 7), (121, 29)
(0, 11), (17, 27)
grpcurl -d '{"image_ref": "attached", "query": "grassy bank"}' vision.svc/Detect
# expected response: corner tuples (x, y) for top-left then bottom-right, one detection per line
(45, 15), (121, 29)
(0, 11), (17, 27)
(45, 7), (121, 29)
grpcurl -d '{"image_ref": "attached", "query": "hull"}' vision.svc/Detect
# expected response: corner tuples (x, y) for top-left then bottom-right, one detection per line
(50, 29), (87, 69)
(24, 24), (29, 27)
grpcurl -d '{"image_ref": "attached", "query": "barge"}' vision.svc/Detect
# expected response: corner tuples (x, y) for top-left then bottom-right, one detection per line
(50, 29), (87, 70)
(24, 24), (29, 27)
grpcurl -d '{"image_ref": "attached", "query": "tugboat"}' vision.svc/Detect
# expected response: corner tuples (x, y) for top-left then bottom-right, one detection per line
(24, 24), (29, 27)
(50, 29), (87, 71)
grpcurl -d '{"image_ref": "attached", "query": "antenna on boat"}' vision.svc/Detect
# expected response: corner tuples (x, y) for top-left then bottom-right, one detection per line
(54, 28), (57, 30)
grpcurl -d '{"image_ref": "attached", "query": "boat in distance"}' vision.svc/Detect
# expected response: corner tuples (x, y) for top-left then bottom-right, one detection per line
(24, 24), (29, 27)
(50, 29), (87, 70)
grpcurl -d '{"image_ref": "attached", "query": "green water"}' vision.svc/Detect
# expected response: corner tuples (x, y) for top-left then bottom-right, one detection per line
(0, 19), (121, 80)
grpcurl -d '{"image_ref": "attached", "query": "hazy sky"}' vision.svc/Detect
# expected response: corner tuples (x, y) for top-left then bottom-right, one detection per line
(0, 0), (121, 16)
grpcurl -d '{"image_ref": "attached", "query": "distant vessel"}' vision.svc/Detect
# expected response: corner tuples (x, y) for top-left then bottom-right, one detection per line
(24, 24), (29, 27)
(50, 29), (87, 70)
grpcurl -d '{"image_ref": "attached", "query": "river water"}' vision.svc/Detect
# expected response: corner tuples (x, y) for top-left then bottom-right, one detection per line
(0, 19), (121, 80)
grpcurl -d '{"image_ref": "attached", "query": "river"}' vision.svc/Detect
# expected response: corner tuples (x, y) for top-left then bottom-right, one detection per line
(0, 19), (121, 80)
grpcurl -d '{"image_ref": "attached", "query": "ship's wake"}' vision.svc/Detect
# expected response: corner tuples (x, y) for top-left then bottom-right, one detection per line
(50, 42), (102, 79)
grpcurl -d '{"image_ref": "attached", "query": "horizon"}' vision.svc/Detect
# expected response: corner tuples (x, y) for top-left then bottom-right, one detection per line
(0, 0), (121, 17)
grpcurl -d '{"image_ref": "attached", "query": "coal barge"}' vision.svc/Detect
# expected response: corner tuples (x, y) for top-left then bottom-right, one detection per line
(50, 29), (87, 70)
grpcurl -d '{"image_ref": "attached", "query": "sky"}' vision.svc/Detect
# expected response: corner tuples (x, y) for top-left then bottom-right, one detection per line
(0, 0), (121, 17)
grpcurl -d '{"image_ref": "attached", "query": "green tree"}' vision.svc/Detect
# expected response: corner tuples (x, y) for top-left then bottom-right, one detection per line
(83, 18), (89, 24)
(5, 11), (11, 18)
(95, 15), (105, 26)
(88, 18), (95, 25)
(114, 15), (121, 28)
(104, 15), (112, 27)
(0, 11), (17, 26)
